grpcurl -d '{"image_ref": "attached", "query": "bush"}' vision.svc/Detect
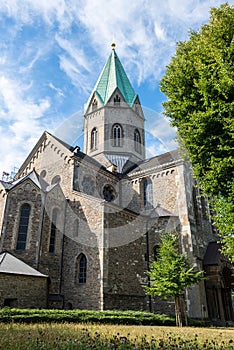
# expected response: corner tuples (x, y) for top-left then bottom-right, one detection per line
(0, 307), (175, 325)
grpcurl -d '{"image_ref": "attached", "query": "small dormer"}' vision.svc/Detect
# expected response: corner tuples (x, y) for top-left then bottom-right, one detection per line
(92, 98), (98, 111)
(114, 94), (121, 106)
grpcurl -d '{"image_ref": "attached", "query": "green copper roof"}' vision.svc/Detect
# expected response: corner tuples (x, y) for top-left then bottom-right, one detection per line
(94, 48), (137, 107)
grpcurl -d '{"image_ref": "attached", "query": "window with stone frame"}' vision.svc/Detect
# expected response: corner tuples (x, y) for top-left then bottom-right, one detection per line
(16, 203), (31, 250)
(114, 94), (121, 106)
(103, 184), (116, 202)
(112, 123), (123, 147)
(91, 127), (98, 150)
(134, 129), (141, 154)
(49, 208), (59, 253)
(73, 160), (80, 191)
(92, 99), (97, 111)
(142, 178), (153, 209)
(78, 254), (87, 284)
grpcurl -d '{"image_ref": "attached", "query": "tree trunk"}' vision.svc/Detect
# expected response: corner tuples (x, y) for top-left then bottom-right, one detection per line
(183, 294), (188, 326)
(175, 295), (183, 327)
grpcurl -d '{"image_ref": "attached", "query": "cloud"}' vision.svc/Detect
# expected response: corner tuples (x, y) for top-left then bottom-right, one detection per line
(49, 83), (65, 97)
(0, 75), (50, 172)
(0, 0), (233, 174)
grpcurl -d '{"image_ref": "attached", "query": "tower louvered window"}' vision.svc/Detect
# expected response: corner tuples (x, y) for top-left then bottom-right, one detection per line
(134, 129), (141, 154)
(16, 204), (31, 250)
(92, 99), (97, 111)
(114, 94), (120, 105)
(112, 124), (123, 147)
(91, 127), (98, 150)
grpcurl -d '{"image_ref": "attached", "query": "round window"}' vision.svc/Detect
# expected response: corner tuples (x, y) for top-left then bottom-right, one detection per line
(103, 184), (116, 202)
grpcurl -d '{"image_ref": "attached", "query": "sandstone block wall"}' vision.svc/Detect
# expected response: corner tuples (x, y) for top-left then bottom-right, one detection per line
(0, 274), (48, 308)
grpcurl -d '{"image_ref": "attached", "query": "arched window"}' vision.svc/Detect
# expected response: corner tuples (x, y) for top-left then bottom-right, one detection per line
(114, 94), (120, 106)
(78, 254), (87, 284)
(143, 178), (153, 209)
(49, 208), (58, 253)
(16, 204), (31, 250)
(92, 99), (97, 111)
(73, 218), (79, 238)
(91, 127), (98, 150)
(112, 124), (123, 147)
(134, 129), (141, 154)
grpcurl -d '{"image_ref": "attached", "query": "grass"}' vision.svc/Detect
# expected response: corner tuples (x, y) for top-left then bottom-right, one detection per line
(0, 322), (233, 349)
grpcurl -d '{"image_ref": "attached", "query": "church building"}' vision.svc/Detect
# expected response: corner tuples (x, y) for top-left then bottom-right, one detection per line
(0, 44), (233, 324)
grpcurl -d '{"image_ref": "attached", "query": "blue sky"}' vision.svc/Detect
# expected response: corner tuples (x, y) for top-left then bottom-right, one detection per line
(1, 0), (233, 177)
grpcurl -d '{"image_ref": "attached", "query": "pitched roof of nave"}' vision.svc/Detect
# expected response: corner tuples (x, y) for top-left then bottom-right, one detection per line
(0, 251), (47, 277)
(85, 44), (137, 111)
(125, 149), (182, 176)
(15, 131), (118, 181)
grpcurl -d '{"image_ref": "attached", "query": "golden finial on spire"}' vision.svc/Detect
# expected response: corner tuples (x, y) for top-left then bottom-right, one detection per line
(111, 42), (116, 50)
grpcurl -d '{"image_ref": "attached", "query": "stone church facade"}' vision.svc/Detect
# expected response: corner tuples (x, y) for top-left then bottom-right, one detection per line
(0, 45), (233, 323)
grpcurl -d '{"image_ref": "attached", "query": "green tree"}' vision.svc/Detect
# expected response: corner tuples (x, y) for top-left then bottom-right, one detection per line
(145, 233), (204, 327)
(160, 3), (234, 261)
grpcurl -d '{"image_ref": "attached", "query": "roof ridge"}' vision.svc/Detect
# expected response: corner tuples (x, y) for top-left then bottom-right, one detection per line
(85, 47), (137, 113)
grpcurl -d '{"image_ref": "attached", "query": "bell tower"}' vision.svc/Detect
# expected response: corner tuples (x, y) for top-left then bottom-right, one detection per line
(83, 44), (145, 172)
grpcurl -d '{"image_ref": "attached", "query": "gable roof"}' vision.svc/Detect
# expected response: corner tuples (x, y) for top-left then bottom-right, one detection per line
(125, 150), (182, 175)
(0, 181), (13, 191)
(0, 251), (47, 277)
(85, 46), (137, 112)
(16, 131), (75, 179)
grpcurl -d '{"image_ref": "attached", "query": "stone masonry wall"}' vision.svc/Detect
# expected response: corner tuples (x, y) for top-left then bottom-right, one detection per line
(0, 274), (48, 308)
(61, 192), (104, 310)
(0, 180), (43, 269)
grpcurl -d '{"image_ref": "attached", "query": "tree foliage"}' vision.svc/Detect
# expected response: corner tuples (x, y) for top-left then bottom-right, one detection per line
(145, 233), (203, 326)
(160, 3), (234, 261)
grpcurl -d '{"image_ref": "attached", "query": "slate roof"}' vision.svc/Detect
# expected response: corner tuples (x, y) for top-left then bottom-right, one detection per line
(203, 242), (222, 265)
(145, 205), (176, 218)
(0, 251), (48, 277)
(0, 181), (13, 190)
(126, 149), (181, 175)
(87, 47), (137, 109)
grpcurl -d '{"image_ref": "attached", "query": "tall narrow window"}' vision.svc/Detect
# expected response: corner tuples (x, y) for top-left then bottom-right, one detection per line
(91, 127), (98, 150)
(78, 254), (87, 284)
(112, 124), (123, 147)
(73, 218), (79, 238)
(92, 99), (97, 111)
(16, 204), (31, 250)
(114, 94), (120, 106)
(134, 129), (141, 153)
(49, 208), (58, 253)
(143, 178), (153, 209)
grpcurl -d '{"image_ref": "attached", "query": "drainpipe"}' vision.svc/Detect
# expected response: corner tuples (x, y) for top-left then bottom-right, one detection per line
(145, 220), (152, 312)
(59, 197), (68, 308)
(0, 192), (9, 252)
(35, 191), (46, 270)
